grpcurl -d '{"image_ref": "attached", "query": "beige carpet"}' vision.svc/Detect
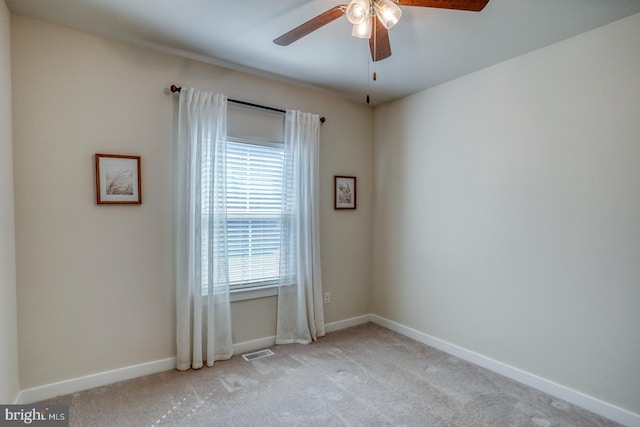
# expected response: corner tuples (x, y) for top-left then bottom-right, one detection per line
(41, 323), (619, 426)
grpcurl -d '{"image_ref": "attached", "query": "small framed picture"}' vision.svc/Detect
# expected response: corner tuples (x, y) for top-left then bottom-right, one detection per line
(334, 176), (356, 210)
(95, 153), (142, 204)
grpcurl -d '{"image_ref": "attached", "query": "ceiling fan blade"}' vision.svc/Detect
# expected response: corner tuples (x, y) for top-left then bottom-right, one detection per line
(398, 0), (489, 12)
(369, 17), (392, 62)
(274, 5), (347, 46)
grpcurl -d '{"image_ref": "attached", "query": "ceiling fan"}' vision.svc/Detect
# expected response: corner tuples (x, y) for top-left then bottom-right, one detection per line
(274, 0), (490, 62)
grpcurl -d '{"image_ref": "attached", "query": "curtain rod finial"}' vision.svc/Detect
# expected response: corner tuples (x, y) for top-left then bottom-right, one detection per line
(170, 84), (181, 93)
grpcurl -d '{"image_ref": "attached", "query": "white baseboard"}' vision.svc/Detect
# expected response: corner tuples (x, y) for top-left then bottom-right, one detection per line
(233, 314), (372, 354)
(17, 357), (176, 404)
(370, 315), (640, 427)
(232, 314), (372, 354)
(233, 336), (276, 355)
(324, 314), (371, 333)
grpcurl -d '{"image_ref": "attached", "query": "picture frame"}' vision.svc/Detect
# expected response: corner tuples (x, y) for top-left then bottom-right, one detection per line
(334, 176), (356, 210)
(95, 153), (142, 205)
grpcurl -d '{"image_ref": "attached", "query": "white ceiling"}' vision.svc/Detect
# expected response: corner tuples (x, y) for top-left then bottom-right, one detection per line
(6, 0), (640, 105)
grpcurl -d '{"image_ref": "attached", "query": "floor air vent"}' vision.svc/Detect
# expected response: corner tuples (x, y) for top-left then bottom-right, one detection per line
(242, 349), (274, 362)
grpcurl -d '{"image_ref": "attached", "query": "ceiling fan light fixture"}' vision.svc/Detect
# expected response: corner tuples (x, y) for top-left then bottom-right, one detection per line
(374, 0), (402, 29)
(351, 18), (372, 38)
(346, 0), (370, 25)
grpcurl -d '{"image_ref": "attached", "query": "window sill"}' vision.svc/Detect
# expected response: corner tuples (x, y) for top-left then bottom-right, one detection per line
(230, 285), (278, 302)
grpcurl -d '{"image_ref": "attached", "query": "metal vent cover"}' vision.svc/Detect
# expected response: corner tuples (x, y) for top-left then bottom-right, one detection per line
(242, 349), (274, 361)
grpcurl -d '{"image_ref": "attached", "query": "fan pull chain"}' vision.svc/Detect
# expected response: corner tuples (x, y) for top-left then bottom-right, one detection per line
(373, 16), (377, 81)
(367, 16), (377, 104)
(366, 57), (371, 104)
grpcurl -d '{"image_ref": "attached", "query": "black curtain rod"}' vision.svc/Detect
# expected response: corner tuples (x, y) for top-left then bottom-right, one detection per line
(170, 85), (325, 123)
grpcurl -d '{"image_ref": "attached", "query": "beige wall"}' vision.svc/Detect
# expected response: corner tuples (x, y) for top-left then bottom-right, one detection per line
(11, 15), (373, 390)
(0, 0), (19, 404)
(372, 12), (640, 415)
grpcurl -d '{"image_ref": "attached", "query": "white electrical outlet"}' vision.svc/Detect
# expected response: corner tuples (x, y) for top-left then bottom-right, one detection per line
(324, 292), (331, 304)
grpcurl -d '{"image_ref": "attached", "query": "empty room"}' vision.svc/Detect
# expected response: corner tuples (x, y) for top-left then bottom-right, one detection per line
(1, 0), (639, 426)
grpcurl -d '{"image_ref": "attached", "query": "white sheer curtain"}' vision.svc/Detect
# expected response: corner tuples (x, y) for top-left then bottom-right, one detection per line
(175, 88), (233, 370)
(276, 110), (325, 344)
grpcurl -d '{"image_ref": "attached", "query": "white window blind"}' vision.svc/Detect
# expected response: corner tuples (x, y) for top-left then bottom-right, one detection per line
(226, 139), (284, 289)
(201, 137), (285, 292)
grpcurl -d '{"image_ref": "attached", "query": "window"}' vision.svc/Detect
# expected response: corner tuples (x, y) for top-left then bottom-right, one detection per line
(201, 136), (286, 293)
